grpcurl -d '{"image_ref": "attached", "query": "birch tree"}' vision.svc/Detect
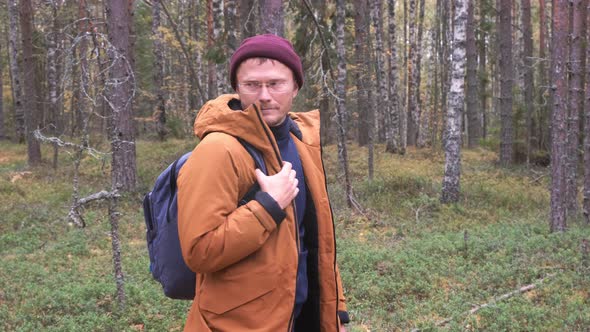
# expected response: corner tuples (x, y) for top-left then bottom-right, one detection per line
(441, 0), (468, 204)
(550, 0), (569, 232)
(386, 0), (402, 154)
(406, 0), (418, 146)
(8, 0), (24, 143)
(584, 0), (590, 224)
(371, 0), (387, 145)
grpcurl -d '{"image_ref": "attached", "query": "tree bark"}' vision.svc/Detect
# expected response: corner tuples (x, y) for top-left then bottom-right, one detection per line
(550, 0), (569, 232)
(240, 0), (257, 38)
(406, 0), (418, 146)
(441, 0), (467, 204)
(386, 0), (403, 154)
(20, 0), (42, 166)
(499, 0), (514, 166)
(106, 0), (137, 192)
(537, 0), (549, 151)
(371, 0), (388, 149)
(415, 0), (427, 147)
(565, 0), (587, 215)
(521, 0), (534, 163)
(354, 0), (370, 146)
(335, 0), (354, 209)
(8, 0), (24, 143)
(213, 0), (226, 94)
(259, 0), (284, 36)
(47, 1), (61, 168)
(583, 0), (590, 224)
(152, 0), (167, 141)
(479, 0), (489, 139)
(466, 0), (481, 148)
(226, 0), (239, 57)
(0, 38), (4, 140)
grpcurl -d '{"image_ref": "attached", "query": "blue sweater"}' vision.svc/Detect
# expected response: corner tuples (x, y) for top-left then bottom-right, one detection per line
(270, 119), (308, 319)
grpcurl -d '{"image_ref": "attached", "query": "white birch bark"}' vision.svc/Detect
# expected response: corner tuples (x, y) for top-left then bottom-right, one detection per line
(441, 0), (467, 204)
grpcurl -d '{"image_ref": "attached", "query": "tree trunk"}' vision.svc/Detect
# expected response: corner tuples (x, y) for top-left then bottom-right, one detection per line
(354, 0), (370, 146)
(441, 0), (467, 204)
(415, 0), (426, 147)
(240, 0), (257, 38)
(406, 0), (418, 146)
(335, 0), (354, 209)
(108, 189), (126, 309)
(106, 0), (137, 192)
(466, 0), (481, 148)
(259, 0), (284, 36)
(48, 1), (61, 168)
(566, 0), (586, 215)
(213, 0), (226, 94)
(207, 0), (217, 99)
(152, 0), (167, 141)
(550, 0), (569, 232)
(537, 0), (549, 151)
(583, 0), (590, 224)
(226, 0), (238, 57)
(371, 0), (388, 149)
(20, 0), (41, 166)
(499, 0), (514, 166)
(0, 38), (4, 140)
(521, 0), (534, 163)
(479, 0), (489, 140)
(386, 0), (402, 154)
(8, 0), (24, 143)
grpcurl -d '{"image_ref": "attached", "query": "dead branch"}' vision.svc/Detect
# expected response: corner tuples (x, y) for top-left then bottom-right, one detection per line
(33, 130), (108, 159)
(68, 189), (120, 227)
(411, 273), (557, 332)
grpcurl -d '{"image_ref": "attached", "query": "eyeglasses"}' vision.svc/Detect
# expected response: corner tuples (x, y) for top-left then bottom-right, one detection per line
(237, 81), (292, 94)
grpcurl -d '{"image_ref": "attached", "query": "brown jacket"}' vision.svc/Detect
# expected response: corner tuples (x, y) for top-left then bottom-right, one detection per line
(177, 94), (347, 332)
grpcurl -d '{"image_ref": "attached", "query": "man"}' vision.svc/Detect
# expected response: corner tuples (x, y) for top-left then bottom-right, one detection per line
(177, 34), (349, 332)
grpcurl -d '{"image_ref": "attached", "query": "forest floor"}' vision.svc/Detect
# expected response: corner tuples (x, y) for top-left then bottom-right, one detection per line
(1, 138), (589, 331)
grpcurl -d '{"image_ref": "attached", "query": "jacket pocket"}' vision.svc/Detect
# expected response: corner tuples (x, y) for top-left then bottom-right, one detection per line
(199, 270), (278, 315)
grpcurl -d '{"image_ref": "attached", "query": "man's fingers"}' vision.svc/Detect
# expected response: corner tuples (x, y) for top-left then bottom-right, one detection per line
(281, 161), (292, 173)
(255, 168), (265, 182)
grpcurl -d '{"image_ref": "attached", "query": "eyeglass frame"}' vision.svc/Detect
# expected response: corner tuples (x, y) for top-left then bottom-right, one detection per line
(236, 80), (294, 94)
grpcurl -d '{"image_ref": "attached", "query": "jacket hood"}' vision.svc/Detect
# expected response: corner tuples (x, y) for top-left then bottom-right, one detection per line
(194, 94), (321, 172)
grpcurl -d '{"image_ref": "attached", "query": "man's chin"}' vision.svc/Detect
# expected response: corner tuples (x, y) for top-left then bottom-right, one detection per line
(263, 115), (286, 127)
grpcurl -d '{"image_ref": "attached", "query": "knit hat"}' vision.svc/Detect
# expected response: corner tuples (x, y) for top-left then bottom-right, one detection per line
(229, 34), (304, 90)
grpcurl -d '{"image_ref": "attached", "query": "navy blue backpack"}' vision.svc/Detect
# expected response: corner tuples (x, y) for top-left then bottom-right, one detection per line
(143, 139), (267, 300)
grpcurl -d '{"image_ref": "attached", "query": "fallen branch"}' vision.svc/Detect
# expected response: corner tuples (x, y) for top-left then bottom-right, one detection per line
(411, 273), (557, 331)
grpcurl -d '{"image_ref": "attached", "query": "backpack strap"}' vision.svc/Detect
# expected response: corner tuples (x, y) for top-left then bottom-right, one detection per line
(237, 138), (267, 206)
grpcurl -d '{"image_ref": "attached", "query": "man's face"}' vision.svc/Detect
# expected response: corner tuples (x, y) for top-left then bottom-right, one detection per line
(236, 58), (299, 127)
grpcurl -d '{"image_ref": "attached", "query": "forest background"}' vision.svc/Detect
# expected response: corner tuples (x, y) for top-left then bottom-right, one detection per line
(1, 0), (590, 331)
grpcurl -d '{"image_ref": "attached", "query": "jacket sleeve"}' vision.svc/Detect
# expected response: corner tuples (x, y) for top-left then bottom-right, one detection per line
(177, 137), (281, 273)
(336, 263), (350, 324)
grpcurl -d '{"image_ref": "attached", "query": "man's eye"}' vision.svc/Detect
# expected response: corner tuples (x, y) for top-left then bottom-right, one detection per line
(268, 82), (278, 87)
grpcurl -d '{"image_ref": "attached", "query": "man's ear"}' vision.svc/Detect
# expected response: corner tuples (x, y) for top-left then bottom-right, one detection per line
(292, 85), (299, 98)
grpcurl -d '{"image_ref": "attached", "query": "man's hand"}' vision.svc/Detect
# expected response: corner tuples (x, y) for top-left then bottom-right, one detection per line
(255, 161), (299, 209)
(340, 325), (347, 332)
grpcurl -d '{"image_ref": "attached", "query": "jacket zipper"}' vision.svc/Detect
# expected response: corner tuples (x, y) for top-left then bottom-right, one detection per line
(251, 104), (300, 332)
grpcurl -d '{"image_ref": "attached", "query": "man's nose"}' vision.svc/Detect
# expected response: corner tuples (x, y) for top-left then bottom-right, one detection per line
(258, 84), (272, 101)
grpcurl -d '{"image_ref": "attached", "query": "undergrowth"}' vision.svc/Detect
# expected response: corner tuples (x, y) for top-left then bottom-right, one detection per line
(1, 140), (589, 331)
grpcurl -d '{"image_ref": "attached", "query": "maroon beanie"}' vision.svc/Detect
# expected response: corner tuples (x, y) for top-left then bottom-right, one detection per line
(229, 34), (304, 90)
